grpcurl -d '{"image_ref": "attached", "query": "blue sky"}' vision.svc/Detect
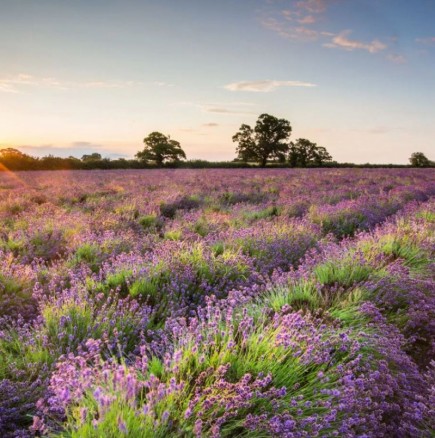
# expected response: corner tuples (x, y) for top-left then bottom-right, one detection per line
(1, 0), (434, 163)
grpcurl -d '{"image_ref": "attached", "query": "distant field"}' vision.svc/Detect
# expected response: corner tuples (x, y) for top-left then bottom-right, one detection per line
(1, 169), (434, 437)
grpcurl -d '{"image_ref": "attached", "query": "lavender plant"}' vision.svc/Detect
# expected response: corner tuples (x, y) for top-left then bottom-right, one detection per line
(0, 169), (433, 437)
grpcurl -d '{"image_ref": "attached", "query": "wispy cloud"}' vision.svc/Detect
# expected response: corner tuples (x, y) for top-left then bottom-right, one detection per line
(224, 80), (316, 92)
(202, 122), (219, 127)
(298, 15), (316, 24)
(282, 0), (328, 24)
(172, 101), (257, 116)
(261, 1), (392, 59)
(296, 0), (329, 14)
(260, 0), (331, 41)
(415, 37), (435, 46)
(387, 53), (406, 64)
(153, 81), (175, 87)
(262, 17), (319, 40)
(0, 73), (142, 93)
(202, 106), (256, 115)
(0, 74), (60, 93)
(201, 101), (257, 115)
(80, 80), (139, 89)
(324, 30), (387, 53)
(351, 126), (394, 135)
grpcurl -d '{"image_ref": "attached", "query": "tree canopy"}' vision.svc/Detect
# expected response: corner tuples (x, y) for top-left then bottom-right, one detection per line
(289, 138), (333, 167)
(409, 152), (431, 167)
(136, 132), (186, 165)
(0, 148), (31, 160)
(232, 114), (292, 167)
(0, 148), (36, 170)
(82, 153), (102, 162)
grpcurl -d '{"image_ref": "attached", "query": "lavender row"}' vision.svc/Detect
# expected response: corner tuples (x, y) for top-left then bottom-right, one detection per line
(32, 198), (435, 437)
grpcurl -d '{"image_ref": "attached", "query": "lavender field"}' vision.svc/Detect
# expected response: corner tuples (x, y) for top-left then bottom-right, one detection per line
(0, 168), (434, 437)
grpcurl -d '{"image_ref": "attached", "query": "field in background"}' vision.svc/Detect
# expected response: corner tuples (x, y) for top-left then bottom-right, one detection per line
(0, 169), (434, 437)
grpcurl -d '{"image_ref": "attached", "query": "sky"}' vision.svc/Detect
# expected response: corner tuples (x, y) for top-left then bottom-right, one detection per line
(0, 0), (434, 164)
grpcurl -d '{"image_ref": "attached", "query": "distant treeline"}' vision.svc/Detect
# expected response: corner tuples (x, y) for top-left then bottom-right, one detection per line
(0, 148), (432, 171)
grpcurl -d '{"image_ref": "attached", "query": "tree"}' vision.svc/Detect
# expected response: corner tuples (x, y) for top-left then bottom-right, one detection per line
(288, 138), (332, 167)
(409, 152), (431, 167)
(136, 132), (186, 166)
(0, 148), (29, 160)
(81, 153), (102, 161)
(233, 114), (292, 167)
(0, 148), (37, 170)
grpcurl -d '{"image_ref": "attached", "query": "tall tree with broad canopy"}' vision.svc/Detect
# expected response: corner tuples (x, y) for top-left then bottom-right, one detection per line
(136, 132), (186, 166)
(289, 138), (333, 167)
(232, 114), (292, 167)
(409, 152), (431, 167)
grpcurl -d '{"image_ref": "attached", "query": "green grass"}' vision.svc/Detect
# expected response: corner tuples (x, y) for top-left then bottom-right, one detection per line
(211, 241), (225, 256)
(41, 297), (97, 354)
(129, 277), (159, 302)
(164, 229), (182, 241)
(1, 237), (25, 255)
(138, 214), (160, 230)
(0, 328), (52, 380)
(70, 243), (102, 272)
(0, 273), (24, 297)
(87, 269), (134, 297)
(178, 245), (250, 284)
(313, 255), (376, 288)
(415, 210), (435, 223)
(265, 281), (321, 312)
(40, 287), (146, 357)
(379, 234), (430, 271)
(65, 406), (171, 438)
(242, 205), (280, 223)
(308, 206), (367, 237)
(0, 273), (34, 318)
(192, 218), (210, 237)
(1, 202), (24, 215)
